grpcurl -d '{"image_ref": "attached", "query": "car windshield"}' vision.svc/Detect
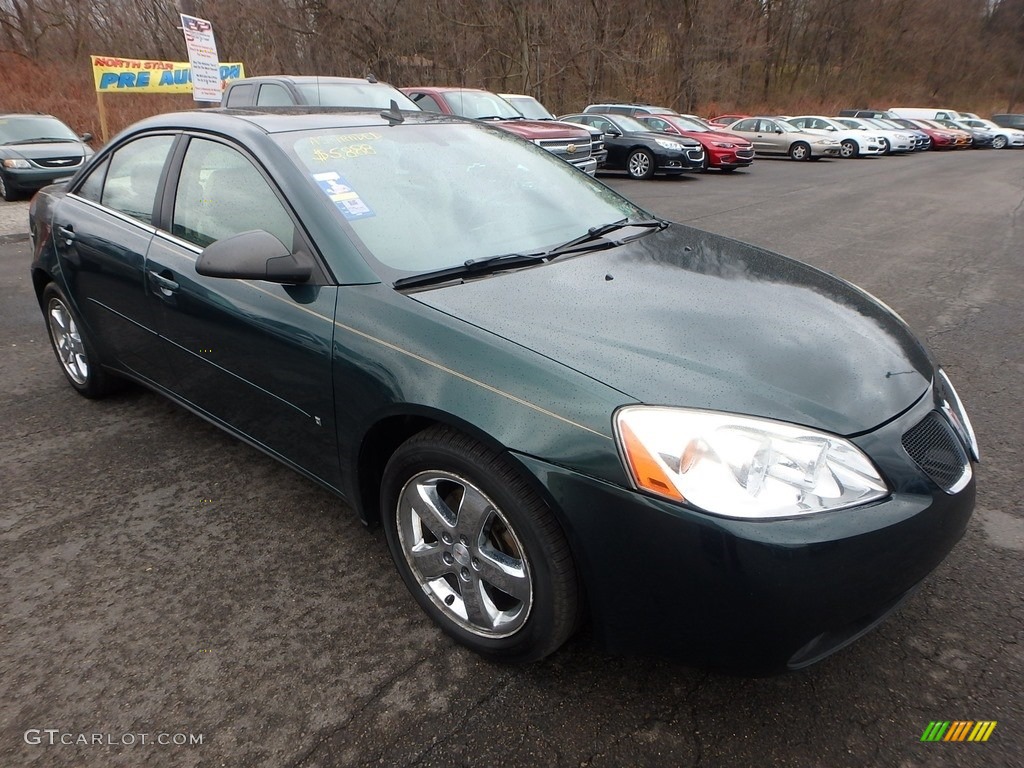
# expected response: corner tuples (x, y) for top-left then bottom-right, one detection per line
(294, 83), (418, 110)
(607, 115), (649, 132)
(667, 117), (708, 132)
(0, 115), (78, 144)
(505, 96), (553, 120)
(866, 118), (897, 130)
(775, 120), (799, 133)
(440, 91), (521, 119)
(278, 122), (643, 276)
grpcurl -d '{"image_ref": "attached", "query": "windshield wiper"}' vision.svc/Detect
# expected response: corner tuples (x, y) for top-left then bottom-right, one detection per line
(394, 217), (668, 291)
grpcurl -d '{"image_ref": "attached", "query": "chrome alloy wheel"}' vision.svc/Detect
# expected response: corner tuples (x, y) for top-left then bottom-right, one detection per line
(628, 151), (652, 178)
(396, 470), (533, 638)
(47, 296), (89, 385)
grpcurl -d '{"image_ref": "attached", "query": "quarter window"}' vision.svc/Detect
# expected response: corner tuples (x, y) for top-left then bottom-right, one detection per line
(171, 138), (296, 249)
(257, 83), (292, 106)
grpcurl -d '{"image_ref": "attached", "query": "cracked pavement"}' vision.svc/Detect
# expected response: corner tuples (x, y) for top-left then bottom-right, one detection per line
(1, 151), (1021, 766)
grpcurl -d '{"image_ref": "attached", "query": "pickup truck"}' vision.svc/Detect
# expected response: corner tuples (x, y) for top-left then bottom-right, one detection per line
(401, 86), (598, 176)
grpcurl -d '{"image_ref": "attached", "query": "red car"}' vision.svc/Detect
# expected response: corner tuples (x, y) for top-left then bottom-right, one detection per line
(638, 113), (755, 172)
(400, 86), (597, 174)
(896, 118), (963, 150)
(707, 114), (750, 127)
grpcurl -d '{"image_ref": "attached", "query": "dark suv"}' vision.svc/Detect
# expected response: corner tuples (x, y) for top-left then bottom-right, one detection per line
(584, 103), (679, 117)
(222, 75), (419, 110)
(992, 113), (1024, 130)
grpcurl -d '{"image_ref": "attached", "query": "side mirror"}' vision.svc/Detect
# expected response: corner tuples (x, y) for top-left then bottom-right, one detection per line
(80, 133), (93, 143)
(606, 128), (622, 137)
(775, 128), (783, 134)
(197, 230), (312, 284)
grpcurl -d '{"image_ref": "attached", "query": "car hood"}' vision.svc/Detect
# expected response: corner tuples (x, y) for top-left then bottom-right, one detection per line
(625, 130), (701, 147)
(411, 225), (933, 436)
(495, 119), (589, 140)
(1, 140), (90, 160)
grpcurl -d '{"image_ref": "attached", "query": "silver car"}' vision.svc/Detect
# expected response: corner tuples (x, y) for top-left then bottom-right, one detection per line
(726, 117), (841, 160)
(957, 117), (1024, 149)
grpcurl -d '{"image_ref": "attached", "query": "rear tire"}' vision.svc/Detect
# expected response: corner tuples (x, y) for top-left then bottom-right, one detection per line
(42, 283), (120, 398)
(381, 426), (579, 662)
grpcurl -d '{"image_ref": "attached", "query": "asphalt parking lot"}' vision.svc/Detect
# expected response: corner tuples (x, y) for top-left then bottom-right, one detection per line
(1, 150), (1021, 767)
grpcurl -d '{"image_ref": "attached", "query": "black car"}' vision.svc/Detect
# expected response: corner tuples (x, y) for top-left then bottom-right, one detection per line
(0, 114), (93, 201)
(29, 108), (978, 672)
(561, 113), (705, 179)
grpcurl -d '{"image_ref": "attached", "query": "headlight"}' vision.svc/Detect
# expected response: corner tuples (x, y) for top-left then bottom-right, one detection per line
(655, 139), (684, 150)
(936, 369), (980, 461)
(815, 139), (839, 145)
(712, 142), (736, 148)
(614, 407), (888, 519)
(3, 158), (31, 169)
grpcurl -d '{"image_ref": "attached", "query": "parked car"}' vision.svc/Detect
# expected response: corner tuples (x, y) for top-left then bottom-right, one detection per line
(785, 116), (886, 158)
(636, 113), (754, 172)
(891, 118), (961, 149)
(222, 74), (419, 110)
(933, 118), (995, 148)
(917, 119), (973, 148)
(499, 93), (608, 167)
(0, 113), (93, 201)
(560, 112), (705, 178)
(725, 117), (841, 160)
(28, 107), (978, 672)
(957, 117), (1024, 149)
(888, 107), (962, 121)
(860, 117), (931, 151)
(832, 117), (914, 154)
(402, 86), (597, 175)
(991, 113), (1024, 130)
(583, 103), (678, 117)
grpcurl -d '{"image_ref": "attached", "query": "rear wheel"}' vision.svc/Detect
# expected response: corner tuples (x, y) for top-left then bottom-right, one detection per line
(840, 139), (858, 159)
(627, 149), (655, 179)
(381, 426), (579, 662)
(789, 142), (811, 161)
(42, 283), (120, 398)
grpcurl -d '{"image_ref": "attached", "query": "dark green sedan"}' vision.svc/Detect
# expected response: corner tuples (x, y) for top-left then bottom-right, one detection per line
(28, 109), (978, 672)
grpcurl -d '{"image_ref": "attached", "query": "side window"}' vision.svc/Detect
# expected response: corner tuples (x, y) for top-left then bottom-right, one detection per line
(411, 93), (444, 113)
(171, 137), (296, 250)
(595, 118), (614, 133)
(75, 157), (110, 203)
(733, 120), (754, 132)
(224, 83), (254, 108)
(100, 135), (174, 225)
(646, 118), (669, 131)
(257, 83), (292, 106)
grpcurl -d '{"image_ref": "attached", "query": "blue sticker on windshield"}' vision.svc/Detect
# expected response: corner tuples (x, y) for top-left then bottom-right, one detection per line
(313, 172), (375, 220)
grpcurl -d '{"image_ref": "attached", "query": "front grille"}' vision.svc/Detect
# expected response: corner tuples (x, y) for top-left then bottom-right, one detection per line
(536, 138), (592, 161)
(736, 148), (754, 159)
(33, 156), (84, 169)
(902, 411), (969, 492)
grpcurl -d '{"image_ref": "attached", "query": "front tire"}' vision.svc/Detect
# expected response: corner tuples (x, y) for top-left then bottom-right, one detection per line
(880, 138), (891, 155)
(789, 142), (811, 161)
(0, 172), (18, 202)
(381, 426), (579, 662)
(993, 135), (1008, 149)
(840, 139), (858, 159)
(42, 283), (119, 398)
(627, 149), (655, 179)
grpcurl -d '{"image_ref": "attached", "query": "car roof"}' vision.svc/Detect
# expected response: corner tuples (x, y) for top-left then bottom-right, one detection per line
(231, 75), (381, 86)
(120, 107), (468, 138)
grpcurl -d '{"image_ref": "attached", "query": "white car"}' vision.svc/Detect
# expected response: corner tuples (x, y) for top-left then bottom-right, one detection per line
(834, 117), (914, 154)
(785, 116), (886, 158)
(957, 117), (1024, 149)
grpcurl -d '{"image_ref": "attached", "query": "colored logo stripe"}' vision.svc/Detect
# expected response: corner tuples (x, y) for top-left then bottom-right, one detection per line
(920, 721), (996, 742)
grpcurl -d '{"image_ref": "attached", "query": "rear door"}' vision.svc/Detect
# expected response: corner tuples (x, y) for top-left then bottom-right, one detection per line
(51, 133), (176, 385)
(144, 134), (342, 487)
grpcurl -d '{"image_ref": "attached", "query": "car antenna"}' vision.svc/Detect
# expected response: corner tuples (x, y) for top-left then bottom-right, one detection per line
(380, 99), (405, 126)
(366, 72), (378, 83)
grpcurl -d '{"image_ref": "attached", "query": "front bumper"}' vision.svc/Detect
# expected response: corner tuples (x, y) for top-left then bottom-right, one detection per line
(568, 156), (599, 176)
(514, 392), (976, 673)
(2, 165), (78, 193)
(708, 146), (754, 168)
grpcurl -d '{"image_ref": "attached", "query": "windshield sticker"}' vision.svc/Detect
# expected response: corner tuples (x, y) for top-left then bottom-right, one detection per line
(307, 132), (381, 163)
(313, 172), (374, 220)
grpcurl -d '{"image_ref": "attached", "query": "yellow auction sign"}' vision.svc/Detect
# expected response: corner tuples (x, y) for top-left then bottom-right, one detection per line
(89, 55), (245, 140)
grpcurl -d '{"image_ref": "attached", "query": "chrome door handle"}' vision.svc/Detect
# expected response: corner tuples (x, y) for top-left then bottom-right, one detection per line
(148, 270), (179, 294)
